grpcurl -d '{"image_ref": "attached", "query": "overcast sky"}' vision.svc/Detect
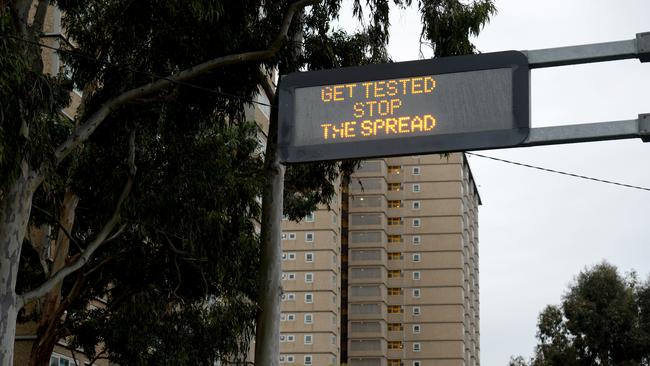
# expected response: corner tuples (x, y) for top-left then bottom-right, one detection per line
(387, 0), (650, 364)
(343, 1), (650, 364)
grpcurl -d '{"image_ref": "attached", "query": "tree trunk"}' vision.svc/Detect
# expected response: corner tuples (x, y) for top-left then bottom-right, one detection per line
(0, 161), (39, 366)
(254, 90), (285, 366)
(29, 192), (79, 366)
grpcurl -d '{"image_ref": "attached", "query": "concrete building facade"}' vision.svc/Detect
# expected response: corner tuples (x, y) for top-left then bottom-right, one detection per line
(280, 153), (480, 366)
(280, 200), (343, 366)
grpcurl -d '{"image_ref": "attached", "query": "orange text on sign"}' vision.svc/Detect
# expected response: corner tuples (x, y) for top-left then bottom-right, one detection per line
(320, 76), (436, 102)
(321, 114), (436, 140)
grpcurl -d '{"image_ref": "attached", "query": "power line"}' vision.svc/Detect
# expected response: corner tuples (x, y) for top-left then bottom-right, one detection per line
(3, 34), (274, 108)
(466, 152), (650, 192)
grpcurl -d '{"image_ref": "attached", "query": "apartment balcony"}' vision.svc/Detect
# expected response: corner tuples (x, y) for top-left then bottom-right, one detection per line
(349, 248), (386, 266)
(352, 160), (387, 178)
(349, 284), (387, 303)
(349, 213), (387, 231)
(348, 302), (386, 321)
(348, 231), (387, 250)
(349, 195), (387, 213)
(348, 339), (387, 358)
(348, 265), (386, 283)
(349, 177), (387, 196)
(348, 320), (387, 339)
(348, 357), (387, 366)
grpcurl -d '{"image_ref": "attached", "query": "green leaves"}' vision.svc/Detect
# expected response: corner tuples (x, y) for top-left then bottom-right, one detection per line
(512, 262), (650, 366)
(0, 13), (70, 194)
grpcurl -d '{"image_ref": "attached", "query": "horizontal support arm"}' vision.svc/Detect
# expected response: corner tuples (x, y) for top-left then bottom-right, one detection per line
(522, 114), (650, 147)
(524, 32), (650, 68)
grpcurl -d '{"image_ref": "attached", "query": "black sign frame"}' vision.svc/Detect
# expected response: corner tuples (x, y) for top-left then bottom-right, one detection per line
(278, 51), (530, 163)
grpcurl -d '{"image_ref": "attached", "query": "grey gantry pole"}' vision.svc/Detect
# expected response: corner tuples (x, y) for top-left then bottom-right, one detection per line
(519, 32), (650, 147)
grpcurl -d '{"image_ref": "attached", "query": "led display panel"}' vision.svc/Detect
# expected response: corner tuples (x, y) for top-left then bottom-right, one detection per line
(278, 51), (530, 163)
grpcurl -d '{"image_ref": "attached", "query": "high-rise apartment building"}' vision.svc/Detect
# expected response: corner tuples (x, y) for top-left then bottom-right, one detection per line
(281, 153), (481, 366)
(280, 198), (343, 366)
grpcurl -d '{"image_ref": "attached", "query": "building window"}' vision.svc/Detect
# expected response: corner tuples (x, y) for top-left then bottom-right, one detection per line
(388, 217), (402, 226)
(412, 235), (421, 244)
(304, 314), (313, 324)
(305, 273), (313, 283)
(288, 252), (296, 260)
(388, 288), (401, 296)
(282, 232), (287, 240)
(413, 306), (421, 316)
(412, 218), (421, 227)
(388, 270), (402, 278)
(388, 323), (403, 331)
(388, 305), (403, 314)
(388, 183), (402, 191)
(280, 334), (286, 342)
(288, 233), (296, 240)
(412, 253), (421, 262)
(413, 324), (421, 333)
(388, 341), (403, 350)
(412, 200), (420, 209)
(282, 272), (287, 280)
(413, 271), (421, 280)
(388, 360), (401, 366)
(282, 253), (287, 260)
(413, 343), (421, 352)
(305, 293), (313, 303)
(388, 235), (402, 243)
(286, 355), (295, 363)
(305, 212), (315, 222)
(280, 355), (286, 363)
(305, 253), (314, 262)
(50, 354), (74, 366)
(412, 166), (421, 175)
(412, 184), (421, 192)
(413, 362), (421, 366)
(287, 334), (295, 342)
(304, 355), (313, 365)
(280, 313), (287, 321)
(388, 200), (401, 208)
(388, 165), (401, 174)
(282, 293), (295, 301)
(413, 288), (421, 298)
(388, 252), (402, 260)
(304, 334), (313, 345)
(287, 314), (295, 321)
(305, 232), (314, 242)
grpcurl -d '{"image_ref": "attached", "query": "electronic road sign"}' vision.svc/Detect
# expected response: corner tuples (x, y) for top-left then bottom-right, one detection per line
(278, 51), (530, 163)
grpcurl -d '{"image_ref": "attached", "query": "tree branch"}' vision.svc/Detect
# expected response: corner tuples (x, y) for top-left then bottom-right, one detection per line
(103, 223), (126, 244)
(258, 68), (276, 102)
(32, 203), (84, 253)
(52, 0), (319, 167)
(18, 130), (137, 309)
(82, 253), (117, 277)
(13, 0), (32, 36)
(30, 0), (49, 36)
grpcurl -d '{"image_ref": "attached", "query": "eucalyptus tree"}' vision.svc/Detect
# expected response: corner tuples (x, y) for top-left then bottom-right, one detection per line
(1, 0), (496, 364)
(509, 262), (650, 366)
